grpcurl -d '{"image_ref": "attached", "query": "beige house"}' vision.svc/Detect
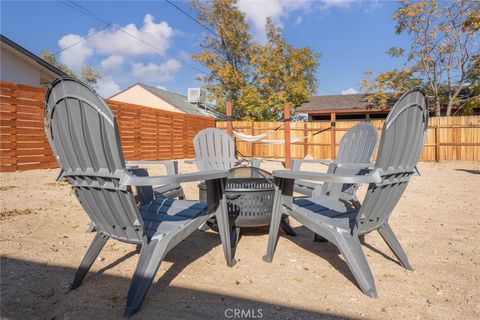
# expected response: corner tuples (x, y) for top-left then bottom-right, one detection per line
(109, 83), (222, 119)
(0, 35), (67, 86)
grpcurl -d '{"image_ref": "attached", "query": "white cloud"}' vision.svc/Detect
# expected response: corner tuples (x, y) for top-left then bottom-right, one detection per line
(156, 85), (167, 90)
(100, 55), (124, 70)
(238, 0), (310, 42)
(55, 14), (183, 90)
(89, 14), (173, 56)
(95, 78), (120, 98)
(342, 88), (358, 95)
(57, 14), (174, 75)
(296, 16), (303, 25)
(58, 34), (93, 74)
(322, 0), (353, 9)
(131, 59), (182, 82)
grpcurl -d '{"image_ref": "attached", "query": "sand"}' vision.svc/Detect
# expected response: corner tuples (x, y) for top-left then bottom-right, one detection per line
(1, 160), (479, 319)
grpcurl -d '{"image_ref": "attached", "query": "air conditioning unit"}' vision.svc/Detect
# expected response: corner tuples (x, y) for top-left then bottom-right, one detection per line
(188, 88), (206, 104)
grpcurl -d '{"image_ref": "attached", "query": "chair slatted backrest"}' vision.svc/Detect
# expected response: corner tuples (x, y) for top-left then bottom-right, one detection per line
(193, 128), (236, 171)
(321, 122), (378, 197)
(44, 77), (143, 243)
(357, 88), (428, 233)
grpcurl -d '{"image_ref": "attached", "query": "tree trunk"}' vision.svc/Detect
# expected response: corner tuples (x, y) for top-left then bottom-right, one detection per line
(446, 102), (452, 117)
(435, 100), (441, 117)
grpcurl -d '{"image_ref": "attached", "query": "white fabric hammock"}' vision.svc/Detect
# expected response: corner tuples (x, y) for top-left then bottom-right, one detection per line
(234, 129), (309, 144)
(233, 129), (276, 142)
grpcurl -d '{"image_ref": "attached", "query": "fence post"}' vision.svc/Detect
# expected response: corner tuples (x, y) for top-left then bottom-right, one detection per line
(226, 101), (233, 137)
(330, 112), (336, 159)
(284, 104), (291, 169)
(251, 121), (255, 157)
(435, 124), (441, 162)
(303, 122), (308, 158)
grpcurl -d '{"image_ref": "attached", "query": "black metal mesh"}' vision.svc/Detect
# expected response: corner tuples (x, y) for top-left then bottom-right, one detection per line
(199, 167), (274, 227)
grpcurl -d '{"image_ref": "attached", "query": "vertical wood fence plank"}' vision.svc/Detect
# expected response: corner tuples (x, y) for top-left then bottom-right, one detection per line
(284, 104), (291, 169)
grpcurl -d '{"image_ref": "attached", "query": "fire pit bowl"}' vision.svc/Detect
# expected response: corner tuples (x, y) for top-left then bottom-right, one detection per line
(199, 166), (275, 227)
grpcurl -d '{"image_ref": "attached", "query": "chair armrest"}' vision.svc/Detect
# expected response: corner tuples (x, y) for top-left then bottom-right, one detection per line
(273, 168), (382, 184)
(125, 160), (179, 175)
(336, 162), (375, 170)
(120, 170), (229, 186)
(291, 159), (333, 170)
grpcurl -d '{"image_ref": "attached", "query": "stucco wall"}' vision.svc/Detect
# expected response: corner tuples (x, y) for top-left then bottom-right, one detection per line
(109, 85), (183, 113)
(0, 49), (41, 86)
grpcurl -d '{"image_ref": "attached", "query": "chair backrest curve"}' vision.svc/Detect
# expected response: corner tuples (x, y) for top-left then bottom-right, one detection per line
(44, 77), (143, 243)
(321, 122), (378, 197)
(357, 88), (428, 233)
(193, 128), (237, 171)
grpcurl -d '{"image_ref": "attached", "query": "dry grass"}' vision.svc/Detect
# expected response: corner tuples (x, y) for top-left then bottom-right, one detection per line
(0, 208), (36, 220)
(0, 185), (16, 191)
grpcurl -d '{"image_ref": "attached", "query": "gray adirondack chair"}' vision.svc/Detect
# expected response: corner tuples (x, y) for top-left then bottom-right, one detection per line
(192, 127), (260, 170)
(292, 122), (378, 242)
(44, 77), (235, 316)
(264, 88), (428, 298)
(292, 122), (378, 208)
(126, 160), (186, 199)
(193, 127), (296, 237)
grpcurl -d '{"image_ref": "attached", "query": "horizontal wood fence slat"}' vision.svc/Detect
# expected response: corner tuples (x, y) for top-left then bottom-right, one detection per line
(1, 80), (478, 172)
(217, 117), (480, 162)
(0, 81), (215, 172)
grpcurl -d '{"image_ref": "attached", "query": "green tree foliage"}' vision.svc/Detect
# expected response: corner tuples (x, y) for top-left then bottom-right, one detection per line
(39, 49), (101, 87)
(461, 54), (480, 115)
(191, 0), (319, 120)
(362, 0), (479, 116)
(81, 65), (102, 86)
(191, 0), (255, 119)
(251, 18), (320, 120)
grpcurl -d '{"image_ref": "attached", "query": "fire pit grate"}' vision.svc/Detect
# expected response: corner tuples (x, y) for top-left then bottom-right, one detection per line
(198, 166), (275, 227)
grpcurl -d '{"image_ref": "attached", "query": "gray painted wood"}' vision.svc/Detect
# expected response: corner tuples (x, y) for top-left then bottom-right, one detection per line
(193, 128), (260, 171)
(44, 77), (235, 316)
(293, 122), (378, 205)
(265, 88), (428, 299)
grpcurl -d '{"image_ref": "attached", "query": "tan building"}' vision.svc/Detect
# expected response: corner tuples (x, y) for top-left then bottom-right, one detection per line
(109, 83), (222, 119)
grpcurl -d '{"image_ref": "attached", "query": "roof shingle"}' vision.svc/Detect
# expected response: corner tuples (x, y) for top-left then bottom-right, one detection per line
(297, 94), (393, 113)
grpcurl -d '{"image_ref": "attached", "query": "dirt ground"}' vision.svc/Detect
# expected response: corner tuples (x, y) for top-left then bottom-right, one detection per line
(1, 160), (479, 320)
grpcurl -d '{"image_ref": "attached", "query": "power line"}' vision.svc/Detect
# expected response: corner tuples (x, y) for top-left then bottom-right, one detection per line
(165, 0), (218, 37)
(59, 0), (211, 76)
(62, 0), (112, 26)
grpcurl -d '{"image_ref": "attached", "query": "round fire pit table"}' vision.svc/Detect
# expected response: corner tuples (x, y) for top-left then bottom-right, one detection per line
(198, 166), (296, 245)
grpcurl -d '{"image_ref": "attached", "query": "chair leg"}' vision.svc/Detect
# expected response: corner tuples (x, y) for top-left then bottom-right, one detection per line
(231, 227), (241, 247)
(216, 202), (236, 267)
(178, 189), (186, 200)
(124, 239), (169, 317)
(335, 231), (378, 298)
(263, 192), (283, 263)
(378, 223), (413, 270)
(70, 232), (108, 290)
(280, 217), (297, 236)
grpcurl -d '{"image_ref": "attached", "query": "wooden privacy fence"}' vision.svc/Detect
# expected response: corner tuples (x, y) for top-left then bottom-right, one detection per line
(217, 116), (480, 162)
(0, 81), (215, 172)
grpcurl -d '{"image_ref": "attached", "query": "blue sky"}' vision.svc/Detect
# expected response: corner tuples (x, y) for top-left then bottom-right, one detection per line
(1, 0), (410, 98)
